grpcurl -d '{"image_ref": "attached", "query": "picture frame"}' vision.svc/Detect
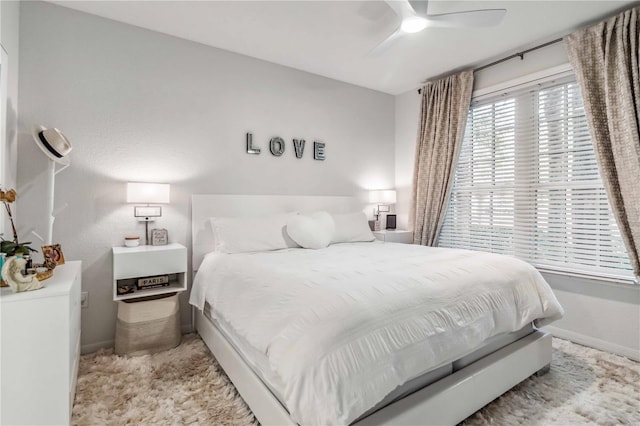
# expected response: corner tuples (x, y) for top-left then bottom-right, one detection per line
(150, 228), (168, 246)
(42, 244), (65, 266)
(386, 214), (397, 230)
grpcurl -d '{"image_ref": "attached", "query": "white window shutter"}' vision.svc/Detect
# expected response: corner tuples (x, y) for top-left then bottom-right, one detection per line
(439, 75), (633, 279)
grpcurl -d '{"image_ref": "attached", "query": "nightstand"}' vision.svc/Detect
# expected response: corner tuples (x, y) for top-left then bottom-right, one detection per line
(112, 243), (187, 301)
(112, 243), (187, 355)
(373, 230), (414, 244)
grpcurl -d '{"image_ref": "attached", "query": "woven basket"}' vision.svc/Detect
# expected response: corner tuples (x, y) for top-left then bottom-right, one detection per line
(115, 293), (181, 355)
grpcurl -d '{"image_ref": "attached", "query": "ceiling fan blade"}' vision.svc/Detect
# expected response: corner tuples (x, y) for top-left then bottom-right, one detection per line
(369, 28), (405, 56)
(426, 9), (506, 28)
(384, 0), (417, 20)
(408, 0), (429, 17)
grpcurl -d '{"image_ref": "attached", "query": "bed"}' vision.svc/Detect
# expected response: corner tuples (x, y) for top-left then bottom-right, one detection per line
(190, 194), (564, 425)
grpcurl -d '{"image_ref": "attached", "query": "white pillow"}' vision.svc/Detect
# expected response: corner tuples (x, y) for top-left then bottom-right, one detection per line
(331, 212), (376, 244)
(210, 213), (300, 254)
(286, 211), (335, 249)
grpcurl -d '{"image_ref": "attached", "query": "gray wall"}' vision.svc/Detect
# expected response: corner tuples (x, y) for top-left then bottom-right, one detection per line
(394, 41), (640, 359)
(18, 1), (395, 352)
(1, 0), (20, 213)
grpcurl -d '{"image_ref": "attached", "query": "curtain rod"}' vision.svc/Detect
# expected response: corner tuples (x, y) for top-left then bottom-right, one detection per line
(417, 37), (563, 94)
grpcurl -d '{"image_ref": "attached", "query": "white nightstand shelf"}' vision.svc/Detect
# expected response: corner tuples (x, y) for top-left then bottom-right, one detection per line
(112, 243), (187, 301)
(373, 230), (414, 244)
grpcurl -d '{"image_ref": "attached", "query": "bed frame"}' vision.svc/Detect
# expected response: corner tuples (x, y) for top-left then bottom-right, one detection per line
(191, 194), (552, 425)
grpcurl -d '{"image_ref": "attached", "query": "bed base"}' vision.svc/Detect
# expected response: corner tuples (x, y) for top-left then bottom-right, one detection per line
(194, 309), (552, 426)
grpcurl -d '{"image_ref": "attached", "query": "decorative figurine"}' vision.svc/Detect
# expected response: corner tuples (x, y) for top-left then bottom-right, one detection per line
(1, 256), (44, 293)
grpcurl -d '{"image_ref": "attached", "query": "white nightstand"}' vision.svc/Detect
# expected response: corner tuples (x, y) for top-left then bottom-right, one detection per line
(112, 243), (187, 355)
(112, 243), (187, 301)
(1, 261), (82, 425)
(373, 230), (414, 244)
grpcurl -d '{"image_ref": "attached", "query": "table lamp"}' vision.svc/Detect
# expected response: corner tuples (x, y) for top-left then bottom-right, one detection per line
(369, 190), (397, 231)
(126, 182), (170, 245)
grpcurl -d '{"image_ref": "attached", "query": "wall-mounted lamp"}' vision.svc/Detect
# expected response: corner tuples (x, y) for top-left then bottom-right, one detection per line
(126, 182), (170, 245)
(369, 190), (396, 220)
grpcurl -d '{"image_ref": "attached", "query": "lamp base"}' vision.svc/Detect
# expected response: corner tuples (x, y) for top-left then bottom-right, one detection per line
(136, 217), (155, 245)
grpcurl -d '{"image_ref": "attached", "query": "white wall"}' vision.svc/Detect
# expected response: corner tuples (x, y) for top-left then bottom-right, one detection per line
(0, 0), (19, 201)
(394, 41), (640, 360)
(542, 273), (640, 360)
(18, 1), (395, 352)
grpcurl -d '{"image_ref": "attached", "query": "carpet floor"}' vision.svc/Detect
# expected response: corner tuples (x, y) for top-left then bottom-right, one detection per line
(72, 335), (640, 425)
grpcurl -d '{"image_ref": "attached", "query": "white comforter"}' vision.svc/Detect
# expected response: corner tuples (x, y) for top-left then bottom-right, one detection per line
(190, 242), (563, 425)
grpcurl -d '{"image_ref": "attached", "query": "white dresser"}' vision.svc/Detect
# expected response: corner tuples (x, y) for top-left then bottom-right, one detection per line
(0, 261), (82, 425)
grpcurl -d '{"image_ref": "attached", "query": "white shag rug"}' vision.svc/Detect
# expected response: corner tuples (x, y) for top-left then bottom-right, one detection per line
(72, 335), (640, 425)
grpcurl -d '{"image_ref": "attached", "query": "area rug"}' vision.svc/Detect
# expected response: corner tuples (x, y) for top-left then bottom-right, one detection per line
(72, 335), (640, 425)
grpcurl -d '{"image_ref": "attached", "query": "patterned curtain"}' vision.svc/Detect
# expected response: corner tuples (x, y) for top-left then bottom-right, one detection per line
(410, 70), (474, 246)
(566, 7), (640, 280)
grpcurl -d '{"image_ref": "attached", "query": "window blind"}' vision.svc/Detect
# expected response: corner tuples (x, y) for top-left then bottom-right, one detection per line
(439, 74), (634, 280)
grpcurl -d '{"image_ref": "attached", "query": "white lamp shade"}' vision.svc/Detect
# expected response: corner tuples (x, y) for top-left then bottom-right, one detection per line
(369, 190), (396, 204)
(127, 182), (170, 204)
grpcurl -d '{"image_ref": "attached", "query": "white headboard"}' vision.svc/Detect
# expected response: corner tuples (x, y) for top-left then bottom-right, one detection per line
(191, 194), (362, 270)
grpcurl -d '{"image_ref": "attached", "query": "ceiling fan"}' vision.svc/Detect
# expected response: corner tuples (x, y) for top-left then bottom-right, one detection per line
(371, 0), (507, 55)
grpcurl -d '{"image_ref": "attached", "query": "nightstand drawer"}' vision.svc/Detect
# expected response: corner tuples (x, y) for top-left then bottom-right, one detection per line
(373, 230), (413, 244)
(113, 244), (187, 279)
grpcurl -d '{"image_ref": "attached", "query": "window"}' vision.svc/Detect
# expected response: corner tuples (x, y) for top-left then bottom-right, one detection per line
(439, 73), (634, 280)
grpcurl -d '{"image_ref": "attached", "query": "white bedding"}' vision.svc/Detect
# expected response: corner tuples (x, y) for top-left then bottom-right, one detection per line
(190, 242), (563, 425)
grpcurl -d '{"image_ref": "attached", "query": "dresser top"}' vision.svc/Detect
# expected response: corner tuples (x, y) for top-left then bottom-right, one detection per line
(0, 261), (81, 303)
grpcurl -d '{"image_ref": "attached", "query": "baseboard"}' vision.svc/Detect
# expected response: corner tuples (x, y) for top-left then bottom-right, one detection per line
(81, 324), (194, 355)
(81, 339), (114, 355)
(544, 325), (639, 361)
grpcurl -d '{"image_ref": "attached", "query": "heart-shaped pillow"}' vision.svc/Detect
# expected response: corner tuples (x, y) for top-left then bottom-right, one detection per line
(286, 211), (335, 249)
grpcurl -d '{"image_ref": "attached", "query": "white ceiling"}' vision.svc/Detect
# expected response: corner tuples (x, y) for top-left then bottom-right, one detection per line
(50, 1), (636, 95)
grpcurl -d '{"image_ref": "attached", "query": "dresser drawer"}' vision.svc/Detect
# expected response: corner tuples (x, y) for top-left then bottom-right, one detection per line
(70, 335), (80, 406)
(69, 270), (81, 372)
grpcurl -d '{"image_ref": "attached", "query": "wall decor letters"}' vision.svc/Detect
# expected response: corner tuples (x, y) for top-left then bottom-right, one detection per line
(246, 132), (261, 154)
(293, 139), (306, 158)
(269, 137), (285, 156)
(245, 132), (325, 160)
(314, 141), (326, 161)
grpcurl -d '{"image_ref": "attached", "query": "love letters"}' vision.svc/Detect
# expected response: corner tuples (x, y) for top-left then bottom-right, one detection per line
(246, 132), (325, 161)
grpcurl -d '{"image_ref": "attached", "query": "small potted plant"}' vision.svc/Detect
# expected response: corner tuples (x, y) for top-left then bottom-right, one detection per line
(0, 239), (38, 257)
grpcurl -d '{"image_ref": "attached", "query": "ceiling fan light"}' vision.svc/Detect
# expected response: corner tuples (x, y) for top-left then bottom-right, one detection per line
(401, 16), (428, 33)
